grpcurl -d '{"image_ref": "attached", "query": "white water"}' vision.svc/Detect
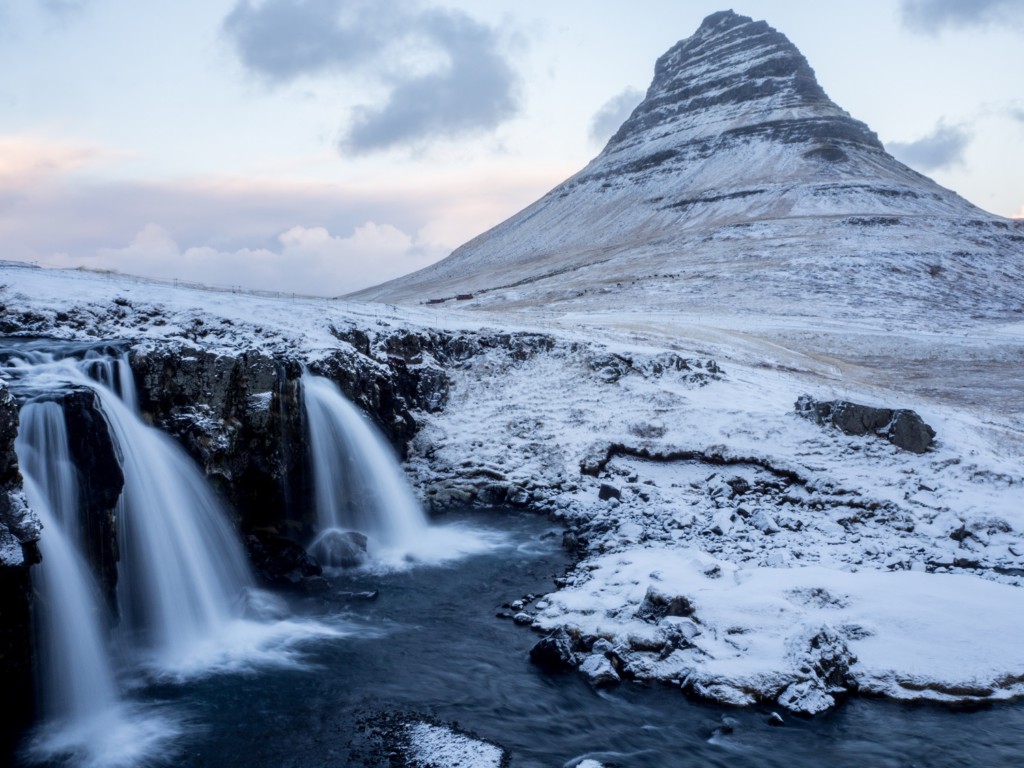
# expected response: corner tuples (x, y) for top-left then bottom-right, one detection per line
(3, 347), (350, 765)
(16, 403), (184, 768)
(301, 374), (500, 568)
(94, 385), (258, 673)
(17, 405), (118, 720)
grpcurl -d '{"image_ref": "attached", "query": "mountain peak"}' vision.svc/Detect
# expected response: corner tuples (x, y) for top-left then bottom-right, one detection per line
(352, 12), (1020, 324)
(606, 10), (880, 157)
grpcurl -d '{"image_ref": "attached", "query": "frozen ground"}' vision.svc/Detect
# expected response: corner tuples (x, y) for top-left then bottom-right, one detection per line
(2, 261), (1023, 714)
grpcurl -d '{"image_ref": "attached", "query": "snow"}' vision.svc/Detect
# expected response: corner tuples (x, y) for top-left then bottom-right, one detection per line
(403, 721), (504, 768)
(533, 547), (1024, 711)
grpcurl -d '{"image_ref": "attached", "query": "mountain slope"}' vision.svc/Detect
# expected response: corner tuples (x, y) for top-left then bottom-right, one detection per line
(352, 11), (1023, 325)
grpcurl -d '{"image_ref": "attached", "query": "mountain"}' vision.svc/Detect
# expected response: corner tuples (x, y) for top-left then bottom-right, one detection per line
(352, 11), (1023, 326)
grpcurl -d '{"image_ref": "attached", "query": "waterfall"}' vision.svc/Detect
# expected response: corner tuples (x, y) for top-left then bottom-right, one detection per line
(3, 346), (258, 672)
(16, 404), (120, 722)
(302, 374), (429, 566)
(16, 402), (184, 768)
(93, 384), (257, 671)
(301, 374), (497, 568)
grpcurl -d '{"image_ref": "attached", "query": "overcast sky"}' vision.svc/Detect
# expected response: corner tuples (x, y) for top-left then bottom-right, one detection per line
(1, 0), (1022, 296)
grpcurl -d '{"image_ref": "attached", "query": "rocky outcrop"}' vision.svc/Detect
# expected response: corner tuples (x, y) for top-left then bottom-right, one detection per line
(58, 388), (123, 608)
(0, 383), (38, 754)
(795, 395), (936, 453)
(128, 327), (553, 539)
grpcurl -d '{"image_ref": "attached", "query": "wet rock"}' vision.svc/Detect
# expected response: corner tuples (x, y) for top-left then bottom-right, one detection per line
(309, 529), (368, 569)
(767, 711), (785, 727)
(246, 532), (327, 592)
(530, 627), (583, 672)
(0, 383), (37, 752)
(59, 387), (124, 607)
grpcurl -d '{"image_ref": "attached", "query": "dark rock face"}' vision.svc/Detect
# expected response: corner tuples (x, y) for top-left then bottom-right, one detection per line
(245, 532), (326, 592)
(0, 384), (37, 754)
(529, 627), (583, 673)
(606, 10), (881, 158)
(131, 347), (308, 536)
(795, 395), (936, 453)
(58, 388), (124, 609)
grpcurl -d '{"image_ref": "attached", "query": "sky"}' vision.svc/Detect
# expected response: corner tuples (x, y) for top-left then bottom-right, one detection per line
(1, 0), (1022, 296)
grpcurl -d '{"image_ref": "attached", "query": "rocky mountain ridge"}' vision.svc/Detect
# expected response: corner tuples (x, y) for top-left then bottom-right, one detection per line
(353, 11), (1023, 325)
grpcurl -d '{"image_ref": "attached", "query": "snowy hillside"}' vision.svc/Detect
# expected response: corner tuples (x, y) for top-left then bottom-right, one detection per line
(353, 11), (1023, 328)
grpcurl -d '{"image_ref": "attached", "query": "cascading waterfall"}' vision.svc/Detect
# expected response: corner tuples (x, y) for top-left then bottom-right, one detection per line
(15, 401), (183, 768)
(16, 403), (120, 722)
(94, 383), (257, 671)
(4, 347), (256, 671)
(2, 344), (343, 765)
(301, 374), (497, 568)
(302, 374), (429, 565)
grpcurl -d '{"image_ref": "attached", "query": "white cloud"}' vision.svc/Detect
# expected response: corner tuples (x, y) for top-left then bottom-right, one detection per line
(81, 221), (444, 296)
(589, 87), (644, 146)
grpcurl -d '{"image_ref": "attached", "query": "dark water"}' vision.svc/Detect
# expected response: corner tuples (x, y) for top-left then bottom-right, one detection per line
(15, 509), (1024, 767)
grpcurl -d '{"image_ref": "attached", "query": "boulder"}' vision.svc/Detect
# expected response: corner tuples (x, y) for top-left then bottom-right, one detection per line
(795, 395), (935, 453)
(635, 585), (695, 623)
(309, 529), (368, 568)
(529, 627), (583, 672)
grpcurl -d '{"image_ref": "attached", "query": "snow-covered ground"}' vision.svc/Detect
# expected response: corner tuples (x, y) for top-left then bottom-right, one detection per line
(3, 260), (1023, 716)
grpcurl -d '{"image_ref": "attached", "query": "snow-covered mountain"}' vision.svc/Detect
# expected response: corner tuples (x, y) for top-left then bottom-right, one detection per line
(354, 11), (1023, 325)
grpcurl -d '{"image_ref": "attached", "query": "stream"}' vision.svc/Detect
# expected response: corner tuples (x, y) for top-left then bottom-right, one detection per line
(16, 507), (1014, 768)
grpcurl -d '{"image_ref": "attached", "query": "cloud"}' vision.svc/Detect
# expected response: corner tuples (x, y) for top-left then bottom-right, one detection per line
(79, 221), (444, 295)
(222, 0), (520, 153)
(0, 135), (107, 184)
(887, 122), (972, 172)
(589, 87), (644, 145)
(900, 0), (1024, 32)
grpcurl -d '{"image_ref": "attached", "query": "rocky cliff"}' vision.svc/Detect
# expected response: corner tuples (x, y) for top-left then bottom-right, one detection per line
(0, 382), (39, 754)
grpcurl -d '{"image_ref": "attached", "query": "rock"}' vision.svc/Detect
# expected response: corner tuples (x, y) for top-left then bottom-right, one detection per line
(886, 409), (937, 454)
(530, 627), (583, 672)
(513, 612), (534, 625)
(59, 387), (125, 608)
(0, 383), (37, 753)
(579, 652), (621, 687)
(635, 585), (695, 623)
(598, 483), (621, 501)
(778, 626), (857, 714)
(795, 395), (935, 453)
(309, 529), (368, 568)
(246, 532), (326, 591)
(768, 711), (785, 727)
